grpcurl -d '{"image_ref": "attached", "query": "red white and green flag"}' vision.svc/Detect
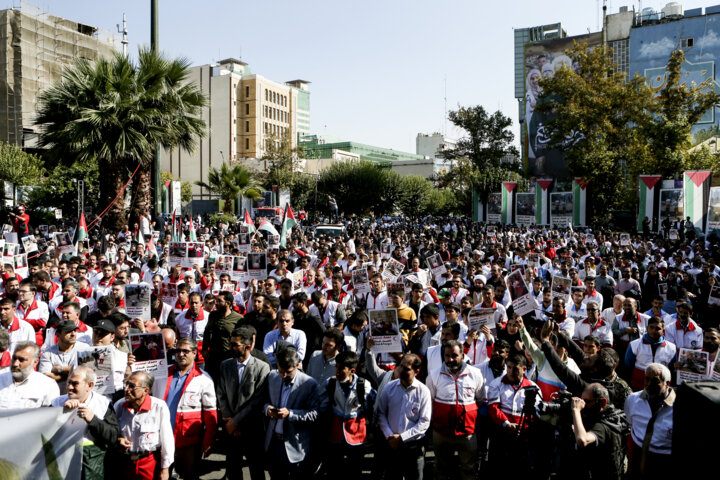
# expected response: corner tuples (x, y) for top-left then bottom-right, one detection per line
(684, 170), (712, 231)
(638, 175), (661, 232)
(188, 217), (197, 242)
(258, 218), (279, 236)
(243, 209), (256, 233)
(573, 178), (590, 227)
(146, 234), (156, 258)
(501, 182), (516, 225)
(535, 179), (553, 225)
(280, 205), (298, 248)
(72, 212), (88, 251)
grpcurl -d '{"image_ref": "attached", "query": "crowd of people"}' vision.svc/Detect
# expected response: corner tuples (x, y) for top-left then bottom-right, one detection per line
(0, 211), (716, 480)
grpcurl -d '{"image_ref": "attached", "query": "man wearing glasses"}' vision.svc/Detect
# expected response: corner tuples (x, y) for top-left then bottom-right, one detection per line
(573, 301), (613, 349)
(156, 338), (217, 479)
(116, 371), (174, 480)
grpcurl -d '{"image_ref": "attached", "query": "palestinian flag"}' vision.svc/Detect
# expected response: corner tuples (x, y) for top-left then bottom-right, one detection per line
(638, 175), (661, 232)
(189, 217), (197, 242)
(684, 170), (712, 232)
(573, 178), (590, 227)
(501, 182), (516, 225)
(243, 209), (256, 233)
(134, 222), (144, 245)
(72, 212), (88, 251)
(280, 205), (298, 248)
(146, 234), (157, 258)
(258, 218), (279, 236)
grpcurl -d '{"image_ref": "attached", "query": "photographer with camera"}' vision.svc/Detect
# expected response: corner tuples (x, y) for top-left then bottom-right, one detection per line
(9, 205), (30, 238)
(561, 383), (628, 480)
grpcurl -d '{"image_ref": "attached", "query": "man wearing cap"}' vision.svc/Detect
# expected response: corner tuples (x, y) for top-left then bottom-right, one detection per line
(9, 205), (30, 237)
(52, 366), (120, 479)
(0, 341), (60, 408)
(0, 297), (34, 354)
(38, 319), (91, 393)
(44, 302), (94, 349)
(92, 319), (132, 394)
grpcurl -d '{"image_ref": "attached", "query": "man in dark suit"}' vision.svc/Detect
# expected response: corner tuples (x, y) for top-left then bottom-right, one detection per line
(217, 326), (271, 480)
(264, 347), (325, 479)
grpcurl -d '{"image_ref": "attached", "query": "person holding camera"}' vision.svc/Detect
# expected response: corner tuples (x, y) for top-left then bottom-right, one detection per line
(563, 383), (628, 480)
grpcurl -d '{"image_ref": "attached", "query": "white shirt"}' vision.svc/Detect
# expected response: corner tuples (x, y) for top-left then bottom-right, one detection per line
(0, 370), (60, 409)
(114, 395), (175, 469)
(236, 356), (250, 384)
(376, 378), (432, 442)
(2, 317), (35, 355)
(263, 328), (307, 366)
(38, 341), (92, 393)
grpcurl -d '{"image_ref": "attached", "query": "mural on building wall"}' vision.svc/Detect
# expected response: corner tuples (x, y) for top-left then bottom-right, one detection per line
(629, 15), (720, 144)
(524, 33), (601, 179)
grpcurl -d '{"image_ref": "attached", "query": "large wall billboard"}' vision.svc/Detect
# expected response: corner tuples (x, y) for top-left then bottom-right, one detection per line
(523, 33), (601, 180)
(629, 16), (720, 143)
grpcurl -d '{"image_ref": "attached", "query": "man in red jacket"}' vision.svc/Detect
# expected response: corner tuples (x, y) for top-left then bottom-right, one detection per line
(158, 337), (217, 479)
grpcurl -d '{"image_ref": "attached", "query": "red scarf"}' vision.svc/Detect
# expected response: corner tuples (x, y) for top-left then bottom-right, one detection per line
(0, 350), (9, 368)
(17, 299), (38, 318)
(78, 286), (93, 299)
(623, 312), (641, 324)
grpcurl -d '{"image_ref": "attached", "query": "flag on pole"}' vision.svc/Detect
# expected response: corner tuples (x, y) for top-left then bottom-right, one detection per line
(258, 218), (279, 236)
(189, 217), (197, 242)
(243, 209), (256, 233)
(638, 175), (661, 232)
(134, 222), (145, 246)
(171, 211), (178, 241)
(280, 205), (298, 248)
(501, 182), (517, 225)
(684, 170), (712, 232)
(146, 234), (157, 258)
(72, 212), (88, 245)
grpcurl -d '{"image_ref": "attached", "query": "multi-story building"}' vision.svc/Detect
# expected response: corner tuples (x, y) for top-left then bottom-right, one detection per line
(160, 58), (311, 197)
(0, 2), (118, 145)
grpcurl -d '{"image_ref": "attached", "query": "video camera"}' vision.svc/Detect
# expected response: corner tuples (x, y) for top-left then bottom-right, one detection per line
(538, 389), (574, 426)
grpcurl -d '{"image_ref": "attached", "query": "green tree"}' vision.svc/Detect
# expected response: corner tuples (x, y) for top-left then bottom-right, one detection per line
(441, 106), (520, 201)
(258, 132), (315, 210)
(396, 175), (431, 219)
(161, 171), (192, 203)
(27, 159), (100, 223)
(537, 44), (720, 226)
(195, 163), (262, 213)
(0, 142), (45, 187)
(318, 161), (399, 216)
(35, 48), (207, 230)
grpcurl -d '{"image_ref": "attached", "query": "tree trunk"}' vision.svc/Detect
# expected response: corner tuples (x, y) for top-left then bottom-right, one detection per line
(129, 163), (151, 229)
(99, 164), (128, 232)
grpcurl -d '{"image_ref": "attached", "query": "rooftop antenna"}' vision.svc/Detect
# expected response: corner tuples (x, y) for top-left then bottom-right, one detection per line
(116, 13), (128, 56)
(443, 74), (447, 136)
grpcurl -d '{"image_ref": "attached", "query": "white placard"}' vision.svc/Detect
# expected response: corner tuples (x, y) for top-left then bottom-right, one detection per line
(76, 346), (115, 395)
(369, 308), (402, 353)
(125, 283), (152, 321)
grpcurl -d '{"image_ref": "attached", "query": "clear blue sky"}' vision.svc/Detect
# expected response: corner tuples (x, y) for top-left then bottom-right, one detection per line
(17, 1), (720, 153)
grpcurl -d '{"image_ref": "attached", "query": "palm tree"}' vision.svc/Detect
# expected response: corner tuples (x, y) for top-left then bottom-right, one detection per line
(35, 48), (206, 230)
(195, 163), (262, 213)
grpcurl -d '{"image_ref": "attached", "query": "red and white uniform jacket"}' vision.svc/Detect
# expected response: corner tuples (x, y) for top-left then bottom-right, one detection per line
(582, 289), (603, 310)
(487, 375), (540, 427)
(615, 311), (650, 342)
(15, 299), (49, 346)
(160, 364), (217, 450)
(35, 282), (61, 304)
(4, 317), (35, 355)
(426, 362), (484, 437)
(665, 317), (702, 350)
(175, 309), (209, 362)
(92, 276), (115, 298)
(573, 318), (613, 347)
(328, 375), (375, 446)
(309, 300), (343, 328)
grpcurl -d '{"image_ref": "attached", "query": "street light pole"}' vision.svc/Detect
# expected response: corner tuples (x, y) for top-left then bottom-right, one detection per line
(151, 0), (162, 218)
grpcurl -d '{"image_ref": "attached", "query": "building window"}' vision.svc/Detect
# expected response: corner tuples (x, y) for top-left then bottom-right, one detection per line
(246, 138), (250, 150)
(245, 120), (249, 133)
(681, 37), (694, 48)
(245, 86), (250, 98)
(265, 89), (268, 101)
(245, 103), (250, 115)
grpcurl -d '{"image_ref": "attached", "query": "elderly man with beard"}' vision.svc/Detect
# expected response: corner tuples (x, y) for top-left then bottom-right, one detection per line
(52, 366), (120, 480)
(0, 341), (59, 408)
